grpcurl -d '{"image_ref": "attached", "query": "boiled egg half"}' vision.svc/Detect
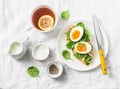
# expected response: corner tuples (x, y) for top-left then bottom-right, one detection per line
(75, 42), (92, 54)
(70, 26), (84, 42)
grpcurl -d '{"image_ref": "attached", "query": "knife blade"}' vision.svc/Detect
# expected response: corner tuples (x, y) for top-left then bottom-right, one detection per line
(92, 15), (107, 75)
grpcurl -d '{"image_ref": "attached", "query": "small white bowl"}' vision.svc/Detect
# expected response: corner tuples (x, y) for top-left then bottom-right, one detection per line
(46, 61), (63, 78)
(32, 43), (50, 60)
(9, 41), (27, 59)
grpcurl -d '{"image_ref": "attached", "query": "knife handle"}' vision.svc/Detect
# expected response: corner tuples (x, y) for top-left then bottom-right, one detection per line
(98, 50), (107, 75)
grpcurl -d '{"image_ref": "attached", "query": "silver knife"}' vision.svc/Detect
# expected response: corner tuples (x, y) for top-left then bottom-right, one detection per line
(92, 15), (107, 75)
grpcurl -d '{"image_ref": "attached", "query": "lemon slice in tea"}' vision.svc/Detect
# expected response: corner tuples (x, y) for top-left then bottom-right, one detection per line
(38, 15), (54, 31)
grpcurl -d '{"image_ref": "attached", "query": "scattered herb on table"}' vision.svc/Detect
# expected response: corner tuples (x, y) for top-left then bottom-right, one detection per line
(27, 66), (39, 78)
(61, 10), (70, 20)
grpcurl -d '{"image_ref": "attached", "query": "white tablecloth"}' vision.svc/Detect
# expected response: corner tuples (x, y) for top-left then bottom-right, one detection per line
(0, 0), (120, 89)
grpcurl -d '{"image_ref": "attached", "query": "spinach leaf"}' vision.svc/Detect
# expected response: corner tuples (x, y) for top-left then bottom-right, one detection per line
(65, 31), (71, 42)
(62, 50), (71, 59)
(77, 22), (85, 29)
(84, 29), (90, 39)
(77, 22), (90, 41)
(74, 52), (86, 59)
(80, 29), (90, 41)
(66, 41), (75, 49)
(84, 55), (92, 65)
(27, 66), (39, 78)
(62, 50), (74, 61)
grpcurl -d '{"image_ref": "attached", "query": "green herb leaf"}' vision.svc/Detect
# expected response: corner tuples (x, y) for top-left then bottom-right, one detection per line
(77, 22), (90, 41)
(61, 10), (70, 20)
(77, 22), (85, 29)
(78, 42), (84, 47)
(85, 29), (90, 39)
(27, 66), (39, 78)
(62, 50), (71, 59)
(74, 52), (86, 59)
(84, 56), (93, 65)
(62, 50), (74, 61)
(66, 41), (75, 49)
(80, 29), (90, 41)
(65, 31), (71, 42)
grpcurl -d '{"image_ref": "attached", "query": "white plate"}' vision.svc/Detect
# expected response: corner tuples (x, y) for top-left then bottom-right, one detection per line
(57, 20), (108, 71)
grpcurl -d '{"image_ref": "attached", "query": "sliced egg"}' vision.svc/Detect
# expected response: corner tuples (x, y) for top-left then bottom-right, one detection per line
(75, 42), (92, 54)
(70, 26), (84, 42)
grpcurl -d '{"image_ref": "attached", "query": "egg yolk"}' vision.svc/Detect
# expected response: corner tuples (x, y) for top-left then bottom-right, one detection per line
(72, 30), (80, 40)
(77, 43), (87, 52)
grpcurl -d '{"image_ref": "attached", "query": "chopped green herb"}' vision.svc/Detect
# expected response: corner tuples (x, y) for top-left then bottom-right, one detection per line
(78, 42), (84, 47)
(61, 10), (70, 20)
(66, 41), (75, 49)
(27, 66), (39, 78)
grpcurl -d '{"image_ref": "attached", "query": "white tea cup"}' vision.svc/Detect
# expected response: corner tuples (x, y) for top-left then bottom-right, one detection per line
(31, 5), (58, 32)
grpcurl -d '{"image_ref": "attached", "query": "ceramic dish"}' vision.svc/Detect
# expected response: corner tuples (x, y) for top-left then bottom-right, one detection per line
(46, 61), (63, 78)
(32, 43), (50, 60)
(9, 41), (27, 59)
(57, 20), (108, 71)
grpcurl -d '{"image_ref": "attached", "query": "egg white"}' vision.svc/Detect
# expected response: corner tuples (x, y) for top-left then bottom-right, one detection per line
(70, 26), (84, 42)
(75, 42), (92, 54)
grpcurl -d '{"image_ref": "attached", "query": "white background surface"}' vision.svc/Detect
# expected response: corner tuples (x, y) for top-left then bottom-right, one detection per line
(0, 0), (120, 89)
